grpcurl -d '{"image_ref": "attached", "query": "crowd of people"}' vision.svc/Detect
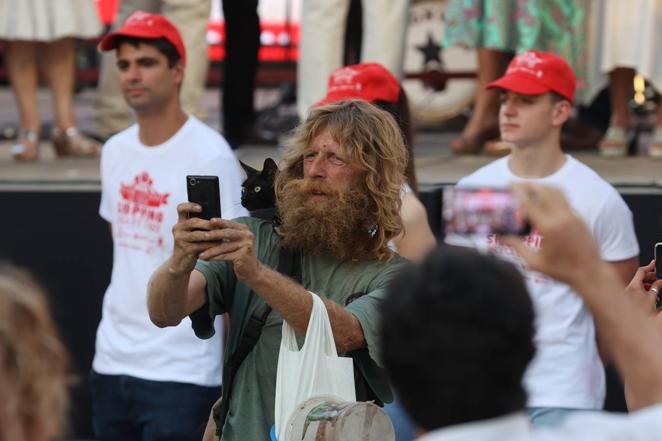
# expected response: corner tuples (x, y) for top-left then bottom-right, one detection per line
(2, 3), (662, 441)
(3, 0), (662, 158)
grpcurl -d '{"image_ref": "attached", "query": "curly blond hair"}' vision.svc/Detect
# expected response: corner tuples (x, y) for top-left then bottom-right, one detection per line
(276, 100), (407, 261)
(0, 263), (69, 441)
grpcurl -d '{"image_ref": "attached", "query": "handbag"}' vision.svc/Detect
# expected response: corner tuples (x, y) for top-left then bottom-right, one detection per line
(274, 291), (356, 441)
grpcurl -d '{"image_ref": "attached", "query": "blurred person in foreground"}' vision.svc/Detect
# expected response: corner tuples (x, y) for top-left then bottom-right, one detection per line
(148, 100), (409, 440)
(0, 263), (69, 441)
(447, 50), (639, 427)
(382, 183), (662, 440)
(91, 11), (246, 441)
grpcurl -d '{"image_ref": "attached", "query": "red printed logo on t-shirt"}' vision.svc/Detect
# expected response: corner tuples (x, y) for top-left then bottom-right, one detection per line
(486, 229), (550, 284)
(115, 172), (170, 255)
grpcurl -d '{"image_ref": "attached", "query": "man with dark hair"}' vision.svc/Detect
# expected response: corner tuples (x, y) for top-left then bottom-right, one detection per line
(95, 0), (211, 139)
(384, 183), (662, 440)
(91, 12), (246, 441)
(148, 100), (409, 440)
(447, 50), (639, 427)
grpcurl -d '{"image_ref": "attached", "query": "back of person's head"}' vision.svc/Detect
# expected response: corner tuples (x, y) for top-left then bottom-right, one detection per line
(380, 246), (535, 431)
(315, 63), (418, 193)
(0, 263), (69, 441)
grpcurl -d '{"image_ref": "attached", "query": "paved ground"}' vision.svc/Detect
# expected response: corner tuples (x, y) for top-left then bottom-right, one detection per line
(0, 86), (661, 191)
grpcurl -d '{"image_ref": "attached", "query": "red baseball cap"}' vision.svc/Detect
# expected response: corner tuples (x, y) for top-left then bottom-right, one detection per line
(486, 50), (575, 102)
(98, 11), (186, 64)
(315, 63), (400, 107)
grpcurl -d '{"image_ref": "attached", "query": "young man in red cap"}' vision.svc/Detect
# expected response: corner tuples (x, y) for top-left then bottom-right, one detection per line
(91, 11), (246, 441)
(446, 50), (640, 427)
(95, 0), (211, 140)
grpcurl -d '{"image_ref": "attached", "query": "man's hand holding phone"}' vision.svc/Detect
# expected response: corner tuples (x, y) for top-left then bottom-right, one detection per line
(168, 175), (223, 275)
(169, 202), (221, 275)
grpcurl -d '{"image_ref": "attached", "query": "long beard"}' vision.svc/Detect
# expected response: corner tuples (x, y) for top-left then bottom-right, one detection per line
(277, 178), (378, 261)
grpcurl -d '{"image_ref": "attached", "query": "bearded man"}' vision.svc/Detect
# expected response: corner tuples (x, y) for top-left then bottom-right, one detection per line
(147, 99), (409, 441)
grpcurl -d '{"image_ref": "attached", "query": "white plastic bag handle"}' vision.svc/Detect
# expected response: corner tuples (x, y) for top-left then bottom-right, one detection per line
(281, 292), (337, 357)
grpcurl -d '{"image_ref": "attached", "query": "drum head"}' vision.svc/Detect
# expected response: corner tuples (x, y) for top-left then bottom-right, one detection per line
(403, 0), (477, 125)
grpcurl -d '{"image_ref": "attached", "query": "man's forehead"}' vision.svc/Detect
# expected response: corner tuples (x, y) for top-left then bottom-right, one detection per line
(116, 41), (164, 59)
(500, 90), (546, 99)
(307, 129), (345, 150)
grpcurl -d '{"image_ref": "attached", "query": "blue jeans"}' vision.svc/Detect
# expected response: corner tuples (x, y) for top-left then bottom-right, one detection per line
(90, 371), (221, 441)
(384, 399), (416, 441)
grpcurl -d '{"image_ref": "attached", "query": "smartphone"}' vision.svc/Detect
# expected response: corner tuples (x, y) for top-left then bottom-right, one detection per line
(443, 187), (531, 236)
(186, 175), (221, 220)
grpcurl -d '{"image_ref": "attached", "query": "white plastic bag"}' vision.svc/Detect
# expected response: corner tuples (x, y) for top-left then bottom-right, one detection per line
(274, 291), (356, 441)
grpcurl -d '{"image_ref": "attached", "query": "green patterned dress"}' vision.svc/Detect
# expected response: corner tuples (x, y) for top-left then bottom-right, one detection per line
(442, 0), (589, 92)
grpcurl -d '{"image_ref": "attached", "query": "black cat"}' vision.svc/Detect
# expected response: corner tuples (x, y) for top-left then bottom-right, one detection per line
(240, 158), (278, 221)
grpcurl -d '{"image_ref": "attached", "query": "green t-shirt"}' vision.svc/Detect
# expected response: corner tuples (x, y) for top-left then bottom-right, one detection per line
(190, 217), (407, 441)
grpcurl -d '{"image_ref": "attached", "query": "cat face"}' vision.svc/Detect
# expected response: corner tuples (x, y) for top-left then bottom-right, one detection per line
(240, 158), (278, 211)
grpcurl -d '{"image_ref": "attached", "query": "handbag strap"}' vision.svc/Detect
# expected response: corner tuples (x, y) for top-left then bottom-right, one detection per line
(214, 246), (301, 438)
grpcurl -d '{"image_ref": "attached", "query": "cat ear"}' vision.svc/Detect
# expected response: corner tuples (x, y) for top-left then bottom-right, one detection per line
(263, 158), (279, 176)
(240, 160), (258, 175)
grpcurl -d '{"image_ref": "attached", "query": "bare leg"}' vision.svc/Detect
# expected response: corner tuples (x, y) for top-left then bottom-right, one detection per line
(452, 48), (509, 153)
(655, 91), (662, 128)
(42, 38), (100, 157)
(599, 68), (635, 157)
(42, 37), (76, 130)
(5, 41), (40, 133)
(608, 67), (635, 128)
(649, 86), (662, 158)
(468, 48), (507, 136)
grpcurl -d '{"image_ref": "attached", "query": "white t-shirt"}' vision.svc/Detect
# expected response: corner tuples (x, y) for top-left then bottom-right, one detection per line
(446, 155), (639, 409)
(94, 116), (248, 386)
(417, 406), (662, 441)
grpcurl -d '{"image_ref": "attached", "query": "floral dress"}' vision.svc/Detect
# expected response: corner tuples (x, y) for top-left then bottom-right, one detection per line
(442, 0), (589, 94)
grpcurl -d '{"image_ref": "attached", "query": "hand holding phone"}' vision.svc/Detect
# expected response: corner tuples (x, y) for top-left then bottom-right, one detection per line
(186, 175), (221, 220)
(443, 187), (531, 236)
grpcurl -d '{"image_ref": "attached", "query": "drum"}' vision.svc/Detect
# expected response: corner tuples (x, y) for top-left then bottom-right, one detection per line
(403, 0), (477, 125)
(284, 395), (395, 441)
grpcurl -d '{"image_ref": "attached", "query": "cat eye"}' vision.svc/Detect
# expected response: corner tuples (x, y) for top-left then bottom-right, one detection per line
(254, 186), (261, 193)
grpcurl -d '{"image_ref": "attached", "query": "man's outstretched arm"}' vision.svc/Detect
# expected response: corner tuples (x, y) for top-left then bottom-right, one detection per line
(195, 218), (366, 353)
(147, 202), (219, 327)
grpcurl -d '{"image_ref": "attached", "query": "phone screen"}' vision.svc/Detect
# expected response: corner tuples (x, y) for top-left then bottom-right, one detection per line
(186, 175), (221, 220)
(443, 187), (530, 236)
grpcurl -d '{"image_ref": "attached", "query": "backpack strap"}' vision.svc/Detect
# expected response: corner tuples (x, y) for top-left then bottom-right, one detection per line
(213, 247), (301, 438)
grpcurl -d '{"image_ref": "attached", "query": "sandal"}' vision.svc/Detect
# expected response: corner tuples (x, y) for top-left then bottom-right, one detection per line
(450, 127), (500, 155)
(51, 126), (101, 158)
(598, 126), (630, 158)
(11, 128), (39, 161)
(649, 126), (662, 159)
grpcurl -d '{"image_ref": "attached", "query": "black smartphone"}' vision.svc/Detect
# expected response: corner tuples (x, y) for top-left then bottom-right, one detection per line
(443, 187), (531, 236)
(186, 175), (221, 220)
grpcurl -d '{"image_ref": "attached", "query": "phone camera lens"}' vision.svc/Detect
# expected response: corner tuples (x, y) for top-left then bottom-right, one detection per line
(189, 178), (198, 186)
